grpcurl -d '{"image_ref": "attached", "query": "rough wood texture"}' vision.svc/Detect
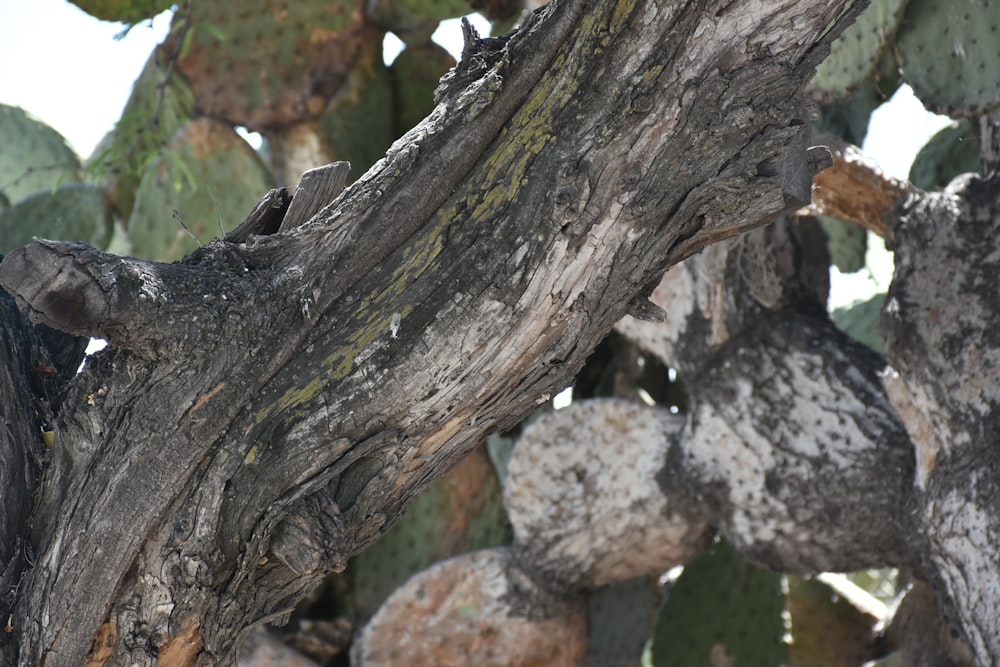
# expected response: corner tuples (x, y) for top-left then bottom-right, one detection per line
(278, 162), (351, 232)
(0, 0), (874, 664)
(617, 219), (914, 574)
(0, 291), (86, 658)
(808, 144), (911, 239)
(881, 173), (1000, 663)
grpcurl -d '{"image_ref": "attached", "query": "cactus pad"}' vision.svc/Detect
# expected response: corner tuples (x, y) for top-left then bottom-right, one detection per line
(787, 576), (881, 667)
(820, 215), (867, 274)
(353, 548), (587, 666)
(319, 37), (395, 177)
(68, 0), (173, 22)
(0, 184), (113, 255)
(833, 293), (886, 353)
(127, 118), (273, 261)
(895, 0), (1000, 116)
(812, 0), (907, 103)
(93, 48), (195, 219)
(651, 540), (787, 667)
(815, 69), (899, 147)
(352, 447), (509, 617)
(909, 120), (980, 190)
(586, 577), (656, 667)
(389, 42), (456, 135)
(0, 105), (80, 205)
(162, 0), (369, 129)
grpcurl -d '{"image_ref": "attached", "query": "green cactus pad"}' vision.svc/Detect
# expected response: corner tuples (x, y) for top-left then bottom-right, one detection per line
(162, 0), (368, 130)
(895, 0), (1000, 116)
(651, 540), (787, 667)
(586, 577), (656, 667)
(127, 118), (273, 261)
(832, 293), (886, 353)
(68, 0), (173, 22)
(909, 120), (980, 190)
(368, 10), (437, 47)
(812, 0), (908, 103)
(820, 215), (867, 274)
(0, 105), (81, 205)
(320, 38), (395, 177)
(389, 42), (455, 135)
(352, 448), (510, 618)
(91, 48), (195, 219)
(0, 183), (113, 255)
(815, 65), (900, 147)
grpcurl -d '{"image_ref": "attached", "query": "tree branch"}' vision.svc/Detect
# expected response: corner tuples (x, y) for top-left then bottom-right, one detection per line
(0, 0), (859, 663)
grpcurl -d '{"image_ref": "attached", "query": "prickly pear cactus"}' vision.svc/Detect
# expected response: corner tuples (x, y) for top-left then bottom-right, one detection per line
(820, 215), (867, 274)
(161, 0), (369, 130)
(909, 120), (980, 190)
(0, 104), (80, 205)
(651, 540), (787, 667)
(815, 73), (898, 147)
(352, 447), (510, 618)
(389, 42), (456, 135)
(386, 0), (471, 24)
(895, 0), (1000, 116)
(367, 0), (469, 44)
(94, 48), (195, 220)
(353, 547), (587, 667)
(832, 293), (886, 353)
(68, 0), (172, 22)
(787, 576), (881, 667)
(0, 184), (113, 255)
(127, 118), (273, 261)
(319, 37), (396, 177)
(586, 577), (656, 667)
(811, 0), (908, 103)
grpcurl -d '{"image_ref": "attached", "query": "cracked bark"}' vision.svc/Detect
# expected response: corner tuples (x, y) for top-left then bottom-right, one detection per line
(0, 0), (919, 664)
(880, 174), (1000, 663)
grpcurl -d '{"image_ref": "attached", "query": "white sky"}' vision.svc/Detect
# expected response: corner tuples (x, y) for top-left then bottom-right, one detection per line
(0, 1), (951, 311)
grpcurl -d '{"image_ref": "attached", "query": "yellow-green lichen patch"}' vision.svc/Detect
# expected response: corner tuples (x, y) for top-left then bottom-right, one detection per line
(256, 375), (328, 425)
(392, 218), (448, 287)
(607, 0), (638, 40)
(244, 444), (259, 464)
(325, 303), (415, 380)
(456, 0), (639, 225)
(642, 64), (664, 83)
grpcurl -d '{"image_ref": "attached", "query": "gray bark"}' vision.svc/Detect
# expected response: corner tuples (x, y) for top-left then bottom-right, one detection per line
(2, 0), (959, 664)
(881, 173), (1000, 663)
(617, 218), (916, 574)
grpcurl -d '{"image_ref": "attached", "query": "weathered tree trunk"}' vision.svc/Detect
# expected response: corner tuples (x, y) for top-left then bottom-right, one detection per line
(0, 0), (931, 664)
(880, 174), (1000, 663)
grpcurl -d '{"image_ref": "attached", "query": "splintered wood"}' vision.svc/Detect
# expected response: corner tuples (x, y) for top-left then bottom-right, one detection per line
(806, 145), (911, 239)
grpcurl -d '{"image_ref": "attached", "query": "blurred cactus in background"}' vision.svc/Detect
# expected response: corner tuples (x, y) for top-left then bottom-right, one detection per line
(2, 0), (473, 263)
(0, 105), (113, 254)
